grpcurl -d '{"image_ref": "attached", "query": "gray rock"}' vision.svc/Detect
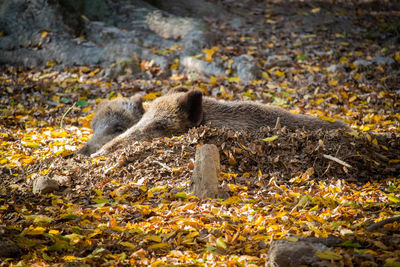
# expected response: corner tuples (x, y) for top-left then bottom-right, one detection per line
(32, 176), (59, 194)
(231, 55), (260, 82)
(52, 175), (70, 186)
(104, 59), (141, 80)
(146, 10), (203, 40)
(180, 56), (225, 78)
(190, 144), (221, 198)
(372, 56), (395, 66)
(353, 59), (372, 67)
(266, 237), (341, 267)
(265, 55), (292, 68)
(327, 64), (342, 73)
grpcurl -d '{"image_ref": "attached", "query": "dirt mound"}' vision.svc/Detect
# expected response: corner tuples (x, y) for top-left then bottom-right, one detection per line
(21, 127), (399, 199)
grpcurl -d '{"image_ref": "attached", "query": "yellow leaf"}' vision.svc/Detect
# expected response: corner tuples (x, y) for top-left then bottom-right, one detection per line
(41, 31), (49, 39)
(22, 141), (39, 148)
(311, 8), (320, 13)
(23, 226), (46, 236)
(146, 235), (162, 242)
(320, 116), (336, 122)
(210, 76), (217, 84)
(395, 52), (400, 62)
(275, 70), (285, 77)
(227, 77), (241, 83)
(361, 126), (371, 132)
(216, 237), (227, 249)
(120, 241), (136, 249)
(286, 237), (299, 242)
(143, 92), (163, 101)
(223, 196), (241, 205)
(148, 242), (170, 249)
(316, 98), (324, 105)
(349, 95), (357, 102)
(340, 57), (348, 64)
(328, 79), (338, 86)
(82, 106), (91, 113)
(315, 250), (343, 261)
(180, 202), (196, 211)
(262, 135), (278, 142)
(33, 215), (53, 225)
(387, 194), (400, 203)
(64, 256), (78, 261)
(262, 71), (271, 80)
(309, 204), (319, 211)
(49, 229), (60, 235)
(202, 47), (218, 63)
(65, 233), (83, 244)
(46, 61), (57, 67)
(353, 73), (361, 80)
(228, 152), (237, 166)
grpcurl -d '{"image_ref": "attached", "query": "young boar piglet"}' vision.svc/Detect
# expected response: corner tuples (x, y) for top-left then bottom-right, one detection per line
(78, 95), (144, 156)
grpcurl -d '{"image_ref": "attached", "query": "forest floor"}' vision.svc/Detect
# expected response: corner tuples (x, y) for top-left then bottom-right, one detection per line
(1, 0), (400, 266)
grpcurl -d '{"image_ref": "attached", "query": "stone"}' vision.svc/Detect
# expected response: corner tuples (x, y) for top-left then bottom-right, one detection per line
(372, 56), (395, 66)
(265, 55), (292, 68)
(266, 237), (342, 267)
(146, 10), (203, 40)
(190, 144), (221, 198)
(353, 59), (372, 67)
(32, 176), (59, 194)
(231, 55), (260, 82)
(52, 175), (71, 186)
(180, 56), (225, 78)
(327, 64), (341, 73)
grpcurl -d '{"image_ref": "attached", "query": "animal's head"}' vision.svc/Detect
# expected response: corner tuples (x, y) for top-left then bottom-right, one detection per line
(130, 89), (204, 140)
(78, 95), (144, 155)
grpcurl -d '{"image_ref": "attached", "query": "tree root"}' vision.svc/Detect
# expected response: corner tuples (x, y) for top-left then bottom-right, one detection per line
(366, 216), (400, 232)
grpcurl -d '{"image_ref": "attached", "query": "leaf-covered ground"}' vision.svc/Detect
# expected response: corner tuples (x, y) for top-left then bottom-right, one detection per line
(1, 1), (400, 266)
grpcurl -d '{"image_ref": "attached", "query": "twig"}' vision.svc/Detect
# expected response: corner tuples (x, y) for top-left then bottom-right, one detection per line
(323, 154), (352, 168)
(153, 160), (172, 171)
(60, 102), (76, 128)
(366, 216), (400, 232)
(274, 117), (281, 130)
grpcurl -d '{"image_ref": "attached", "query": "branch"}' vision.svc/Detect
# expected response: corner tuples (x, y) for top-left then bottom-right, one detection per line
(323, 154), (352, 168)
(366, 216), (400, 232)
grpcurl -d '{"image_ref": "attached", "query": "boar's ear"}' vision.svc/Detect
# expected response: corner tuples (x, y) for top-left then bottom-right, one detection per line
(177, 90), (203, 125)
(128, 95), (145, 115)
(167, 86), (190, 94)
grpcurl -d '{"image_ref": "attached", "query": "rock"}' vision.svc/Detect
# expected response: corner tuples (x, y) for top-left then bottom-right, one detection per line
(372, 56), (395, 66)
(0, 241), (22, 258)
(32, 176), (59, 194)
(104, 59), (141, 80)
(265, 55), (292, 68)
(180, 56), (225, 78)
(266, 237), (342, 267)
(146, 10), (203, 40)
(231, 55), (260, 82)
(327, 64), (342, 73)
(353, 59), (372, 67)
(52, 175), (71, 186)
(190, 144), (221, 198)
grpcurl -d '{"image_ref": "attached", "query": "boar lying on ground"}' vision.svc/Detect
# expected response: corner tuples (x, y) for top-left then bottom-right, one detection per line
(78, 95), (144, 155)
(92, 87), (349, 156)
